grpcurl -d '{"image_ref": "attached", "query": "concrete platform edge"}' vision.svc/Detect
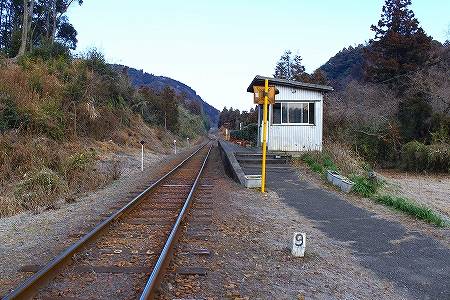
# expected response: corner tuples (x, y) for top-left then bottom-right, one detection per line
(217, 140), (247, 187)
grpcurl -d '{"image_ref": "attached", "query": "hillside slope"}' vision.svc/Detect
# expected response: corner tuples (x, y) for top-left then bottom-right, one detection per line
(115, 65), (219, 126)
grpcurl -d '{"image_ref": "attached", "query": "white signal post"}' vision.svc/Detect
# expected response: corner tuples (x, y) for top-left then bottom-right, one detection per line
(261, 78), (269, 193)
(140, 140), (145, 171)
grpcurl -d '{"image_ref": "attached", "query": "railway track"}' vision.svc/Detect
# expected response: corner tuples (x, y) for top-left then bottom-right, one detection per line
(3, 141), (213, 300)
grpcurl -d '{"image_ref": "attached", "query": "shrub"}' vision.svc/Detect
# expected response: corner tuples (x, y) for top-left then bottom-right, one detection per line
(16, 55), (34, 70)
(32, 98), (66, 141)
(427, 144), (450, 173)
(230, 130), (241, 140)
(400, 141), (427, 171)
(14, 168), (68, 212)
(64, 148), (121, 195)
(30, 41), (71, 63)
(301, 155), (323, 174)
(350, 175), (377, 197)
(230, 123), (259, 146)
(400, 141), (450, 173)
(0, 97), (28, 132)
(81, 48), (114, 76)
(243, 123), (258, 145)
(67, 148), (98, 171)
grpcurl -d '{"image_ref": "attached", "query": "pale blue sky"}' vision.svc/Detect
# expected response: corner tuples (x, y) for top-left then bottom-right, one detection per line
(67, 1), (449, 111)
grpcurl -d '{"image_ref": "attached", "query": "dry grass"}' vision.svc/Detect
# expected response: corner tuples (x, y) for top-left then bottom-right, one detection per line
(0, 59), (199, 218)
(0, 63), (62, 110)
(300, 139), (367, 178)
(323, 139), (367, 176)
(14, 168), (68, 212)
(0, 122), (184, 218)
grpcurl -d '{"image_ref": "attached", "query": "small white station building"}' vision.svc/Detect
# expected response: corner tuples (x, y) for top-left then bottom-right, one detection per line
(247, 75), (333, 153)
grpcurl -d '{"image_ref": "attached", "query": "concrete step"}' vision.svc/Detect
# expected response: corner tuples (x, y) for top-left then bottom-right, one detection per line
(235, 153), (290, 164)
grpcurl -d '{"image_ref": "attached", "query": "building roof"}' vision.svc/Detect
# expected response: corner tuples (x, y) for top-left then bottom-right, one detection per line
(247, 75), (333, 93)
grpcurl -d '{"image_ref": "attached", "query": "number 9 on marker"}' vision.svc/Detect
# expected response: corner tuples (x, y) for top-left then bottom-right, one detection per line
(291, 232), (306, 257)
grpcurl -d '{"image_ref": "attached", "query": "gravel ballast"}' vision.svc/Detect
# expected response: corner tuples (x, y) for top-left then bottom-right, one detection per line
(1, 144), (449, 299)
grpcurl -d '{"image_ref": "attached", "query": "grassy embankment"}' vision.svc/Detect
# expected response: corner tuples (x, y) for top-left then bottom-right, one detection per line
(296, 140), (448, 228)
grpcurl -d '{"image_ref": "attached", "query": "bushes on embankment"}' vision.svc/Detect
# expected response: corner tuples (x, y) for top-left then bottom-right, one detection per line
(400, 141), (450, 173)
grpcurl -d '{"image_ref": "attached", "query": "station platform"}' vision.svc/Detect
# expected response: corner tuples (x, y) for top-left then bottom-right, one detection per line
(217, 140), (291, 188)
(217, 139), (450, 300)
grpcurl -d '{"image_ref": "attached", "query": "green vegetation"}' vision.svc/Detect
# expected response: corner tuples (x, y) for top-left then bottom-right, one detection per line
(375, 196), (446, 227)
(229, 123), (259, 146)
(349, 175), (377, 198)
(178, 106), (207, 139)
(296, 141), (447, 228)
(400, 141), (450, 173)
(0, 1), (211, 218)
(0, 44), (210, 217)
(1, 1), (82, 58)
(218, 107), (258, 131)
(220, 2), (450, 175)
(320, 1), (450, 174)
(302, 155), (323, 174)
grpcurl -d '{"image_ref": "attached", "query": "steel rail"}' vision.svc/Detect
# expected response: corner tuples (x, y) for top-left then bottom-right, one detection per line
(139, 143), (213, 300)
(3, 142), (209, 300)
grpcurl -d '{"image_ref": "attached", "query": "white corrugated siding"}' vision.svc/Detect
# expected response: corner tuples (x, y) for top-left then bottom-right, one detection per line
(268, 124), (323, 152)
(263, 86), (323, 152)
(275, 85), (323, 102)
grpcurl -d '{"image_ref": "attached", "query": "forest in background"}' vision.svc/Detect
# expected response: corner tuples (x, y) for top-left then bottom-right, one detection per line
(0, 45), (213, 217)
(1, 0), (450, 219)
(0, 1), (219, 218)
(219, 0), (450, 173)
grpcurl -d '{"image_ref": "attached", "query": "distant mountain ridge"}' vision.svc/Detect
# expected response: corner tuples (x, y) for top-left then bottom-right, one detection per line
(115, 65), (219, 126)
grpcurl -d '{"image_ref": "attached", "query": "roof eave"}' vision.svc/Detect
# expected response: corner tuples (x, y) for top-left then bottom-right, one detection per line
(247, 75), (333, 93)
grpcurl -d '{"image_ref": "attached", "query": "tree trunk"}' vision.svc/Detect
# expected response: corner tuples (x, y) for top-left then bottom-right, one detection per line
(51, 0), (76, 43)
(16, 0), (34, 56)
(16, 0), (28, 56)
(51, 0), (57, 42)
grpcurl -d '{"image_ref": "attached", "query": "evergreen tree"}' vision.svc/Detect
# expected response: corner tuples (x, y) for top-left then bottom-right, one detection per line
(363, 0), (432, 86)
(218, 107), (229, 129)
(397, 91), (432, 142)
(161, 85), (179, 132)
(273, 50), (308, 81)
(218, 107), (244, 130)
(187, 99), (202, 115)
(320, 45), (365, 90)
(273, 49), (327, 84)
(1, 0), (82, 56)
(309, 69), (328, 85)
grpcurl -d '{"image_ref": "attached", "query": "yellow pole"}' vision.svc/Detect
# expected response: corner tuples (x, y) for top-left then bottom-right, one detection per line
(261, 78), (269, 193)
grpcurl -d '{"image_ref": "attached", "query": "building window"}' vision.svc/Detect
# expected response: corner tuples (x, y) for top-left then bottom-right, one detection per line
(272, 102), (315, 124)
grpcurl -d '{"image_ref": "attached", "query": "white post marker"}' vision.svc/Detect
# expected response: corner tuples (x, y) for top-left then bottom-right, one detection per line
(187, 137), (190, 148)
(174, 140), (177, 154)
(291, 232), (306, 257)
(140, 140), (145, 171)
